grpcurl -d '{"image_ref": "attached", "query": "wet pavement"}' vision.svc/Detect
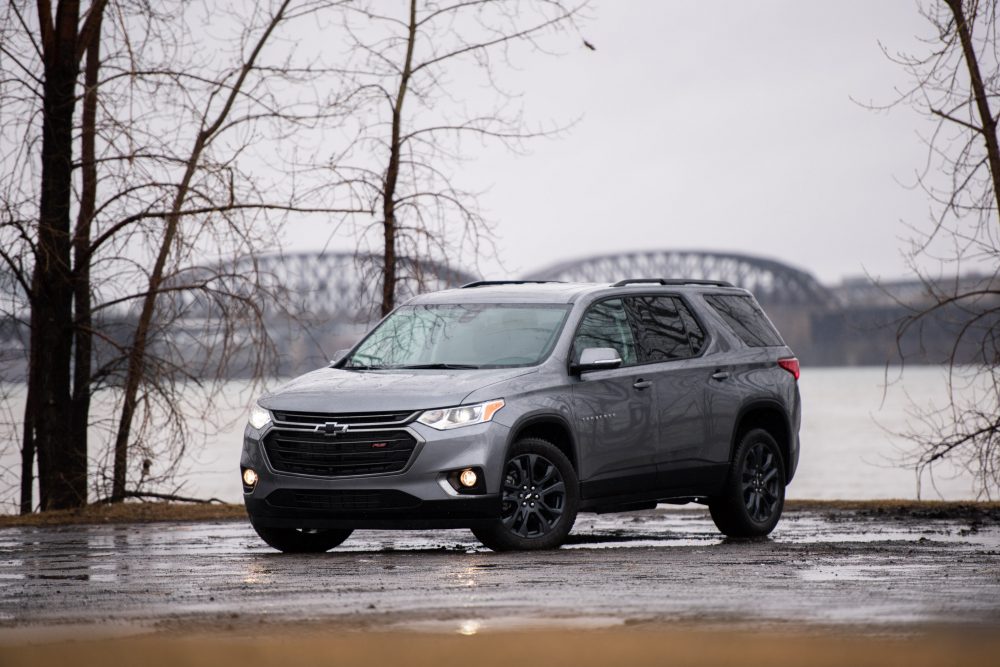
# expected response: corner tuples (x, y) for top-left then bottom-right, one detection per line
(2, 507), (999, 636)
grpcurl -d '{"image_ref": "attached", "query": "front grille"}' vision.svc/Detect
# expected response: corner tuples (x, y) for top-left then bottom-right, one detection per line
(265, 489), (421, 512)
(271, 409), (416, 427)
(262, 429), (418, 477)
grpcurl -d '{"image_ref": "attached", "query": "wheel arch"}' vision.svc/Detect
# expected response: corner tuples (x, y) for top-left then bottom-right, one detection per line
(506, 413), (579, 474)
(729, 399), (794, 483)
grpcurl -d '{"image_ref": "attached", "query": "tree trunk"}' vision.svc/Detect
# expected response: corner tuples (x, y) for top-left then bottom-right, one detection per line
(380, 0), (418, 317)
(31, 0), (85, 510)
(110, 123), (209, 499)
(19, 338), (37, 514)
(945, 0), (1000, 226)
(70, 8), (103, 506)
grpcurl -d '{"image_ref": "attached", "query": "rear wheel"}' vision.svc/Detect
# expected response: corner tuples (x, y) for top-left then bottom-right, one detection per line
(709, 428), (785, 537)
(471, 438), (579, 551)
(252, 524), (353, 553)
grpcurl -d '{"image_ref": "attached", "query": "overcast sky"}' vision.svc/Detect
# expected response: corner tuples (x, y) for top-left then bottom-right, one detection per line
(282, 1), (940, 286)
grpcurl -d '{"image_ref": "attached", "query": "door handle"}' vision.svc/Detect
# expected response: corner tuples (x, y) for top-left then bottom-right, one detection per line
(711, 370), (730, 381)
(632, 379), (652, 390)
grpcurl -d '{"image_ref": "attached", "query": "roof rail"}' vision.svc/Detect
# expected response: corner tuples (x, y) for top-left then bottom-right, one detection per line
(460, 280), (564, 288)
(612, 278), (735, 288)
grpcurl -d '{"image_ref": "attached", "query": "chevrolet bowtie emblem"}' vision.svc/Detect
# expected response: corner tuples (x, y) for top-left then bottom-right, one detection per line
(316, 422), (349, 437)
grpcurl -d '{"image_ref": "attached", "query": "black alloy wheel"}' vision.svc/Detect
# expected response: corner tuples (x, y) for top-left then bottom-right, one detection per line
(501, 452), (567, 537)
(742, 441), (782, 522)
(472, 438), (579, 551)
(709, 428), (786, 538)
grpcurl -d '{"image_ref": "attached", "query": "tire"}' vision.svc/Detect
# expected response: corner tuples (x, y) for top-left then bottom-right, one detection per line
(709, 428), (786, 538)
(471, 438), (579, 552)
(252, 524), (353, 553)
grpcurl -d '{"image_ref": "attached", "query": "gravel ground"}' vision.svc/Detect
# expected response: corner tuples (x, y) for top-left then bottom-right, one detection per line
(2, 506), (999, 639)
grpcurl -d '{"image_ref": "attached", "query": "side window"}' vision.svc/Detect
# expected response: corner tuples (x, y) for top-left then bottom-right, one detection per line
(572, 298), (638, 366)
(623, 296), (694, 362)
(676, 299), (706, 355)
(704, 295), (783, 347)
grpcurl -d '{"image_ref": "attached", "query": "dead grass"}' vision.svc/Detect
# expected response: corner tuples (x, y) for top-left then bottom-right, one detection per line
(2, 624), (999, 667)
(2, 498), (998, 529)
(785, 498), (1000, 510)
(0, 502), (246, 528)
(785, 498), (1000, 515)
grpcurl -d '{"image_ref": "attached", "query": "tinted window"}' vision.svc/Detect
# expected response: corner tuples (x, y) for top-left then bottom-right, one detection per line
(573, 298), (638, 365)
(623, 296), (696, 361)
(704, 295), (783, 347)
(677, 299), (706, 354)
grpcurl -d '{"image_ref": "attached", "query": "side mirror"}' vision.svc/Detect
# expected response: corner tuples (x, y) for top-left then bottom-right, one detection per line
(572, 347), (623, 374)
(329, 348), (350, 365)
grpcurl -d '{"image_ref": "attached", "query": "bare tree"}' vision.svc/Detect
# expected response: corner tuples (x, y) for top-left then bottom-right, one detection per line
(87, 0), (370, 502)
(0, 0), (107, 511)
(322, 0), (590, 316)
(883, 0), (1000, 497)
(1, 0), (363, 510)
(105, 0), (297, 501)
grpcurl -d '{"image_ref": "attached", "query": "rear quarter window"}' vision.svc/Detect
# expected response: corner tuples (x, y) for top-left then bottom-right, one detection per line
(703, 294), (784, 347)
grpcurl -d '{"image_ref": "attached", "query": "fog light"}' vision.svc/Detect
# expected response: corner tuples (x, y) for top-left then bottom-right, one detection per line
(242, 468), (258, 487)
(458, 469), (478, 488)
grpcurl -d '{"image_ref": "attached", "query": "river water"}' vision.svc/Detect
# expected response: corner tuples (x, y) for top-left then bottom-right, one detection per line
(0, 366), (989, 511)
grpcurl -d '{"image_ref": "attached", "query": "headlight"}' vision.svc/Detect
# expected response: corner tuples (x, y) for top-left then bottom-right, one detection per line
(416, 399), (505, 430)
(248, 404), (271, 430)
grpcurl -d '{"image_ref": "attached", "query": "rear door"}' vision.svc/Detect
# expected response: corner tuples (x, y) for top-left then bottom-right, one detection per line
(621, 295), (717, 479)
(700, 293), (790, 460)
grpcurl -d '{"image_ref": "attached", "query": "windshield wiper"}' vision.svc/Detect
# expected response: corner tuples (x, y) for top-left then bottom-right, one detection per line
(392, 363), (481, 370)
(343, 364), (385, 370)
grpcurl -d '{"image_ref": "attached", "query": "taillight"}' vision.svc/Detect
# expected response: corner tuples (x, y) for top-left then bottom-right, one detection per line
(778, 357), (800, 380)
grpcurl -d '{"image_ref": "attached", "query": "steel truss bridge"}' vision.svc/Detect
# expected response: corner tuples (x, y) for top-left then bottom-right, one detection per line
(523, 250), (837, 308)
(174, 251), (479, 323)
(6, 249), (989, 371)
(191, 248), (837, 323)
(0, 248), (896, 325)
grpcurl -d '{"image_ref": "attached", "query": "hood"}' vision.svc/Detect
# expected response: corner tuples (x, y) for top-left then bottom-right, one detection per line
(258, 366), (537, 413)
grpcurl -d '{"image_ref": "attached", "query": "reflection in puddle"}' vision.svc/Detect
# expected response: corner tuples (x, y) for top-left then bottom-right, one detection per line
(396, 615), (626, 634)
(243, 562), (272, 585)
(801, 561), (941, 582)
(458, 619), (481, 635)
(448, 563), (481, 588)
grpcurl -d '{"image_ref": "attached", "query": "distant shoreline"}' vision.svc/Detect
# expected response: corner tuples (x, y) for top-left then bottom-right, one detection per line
(2, 498), (997, 529)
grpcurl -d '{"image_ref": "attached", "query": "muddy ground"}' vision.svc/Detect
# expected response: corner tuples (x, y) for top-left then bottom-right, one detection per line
(2, 503), (999, 642)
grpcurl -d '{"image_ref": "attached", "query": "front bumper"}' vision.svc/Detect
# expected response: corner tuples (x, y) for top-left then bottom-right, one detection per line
(240, 420), (509, 530)
(244, 494), (502, 530)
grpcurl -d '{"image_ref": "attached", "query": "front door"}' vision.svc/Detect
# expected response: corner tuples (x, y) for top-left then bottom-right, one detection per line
(569, 298), (659, 498)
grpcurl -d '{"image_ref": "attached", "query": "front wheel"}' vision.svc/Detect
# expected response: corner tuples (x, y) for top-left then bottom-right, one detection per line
(709, 428), (786, 538)
(252, 524), (353, 553)
(471, 438), (579, 551)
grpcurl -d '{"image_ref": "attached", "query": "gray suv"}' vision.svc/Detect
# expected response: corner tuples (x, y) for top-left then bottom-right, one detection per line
(241, 279), (801, 552)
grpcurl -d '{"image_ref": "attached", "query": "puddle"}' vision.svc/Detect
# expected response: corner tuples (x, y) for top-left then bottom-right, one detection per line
(800, 559), (944, 582)
(564, 538), (722, 549)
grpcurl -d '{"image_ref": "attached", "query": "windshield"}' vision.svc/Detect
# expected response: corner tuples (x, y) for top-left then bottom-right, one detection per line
(344, 303), (571, 370)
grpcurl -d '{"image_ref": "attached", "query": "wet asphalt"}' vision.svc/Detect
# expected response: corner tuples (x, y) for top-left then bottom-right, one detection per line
(2, 507), (999, 635)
